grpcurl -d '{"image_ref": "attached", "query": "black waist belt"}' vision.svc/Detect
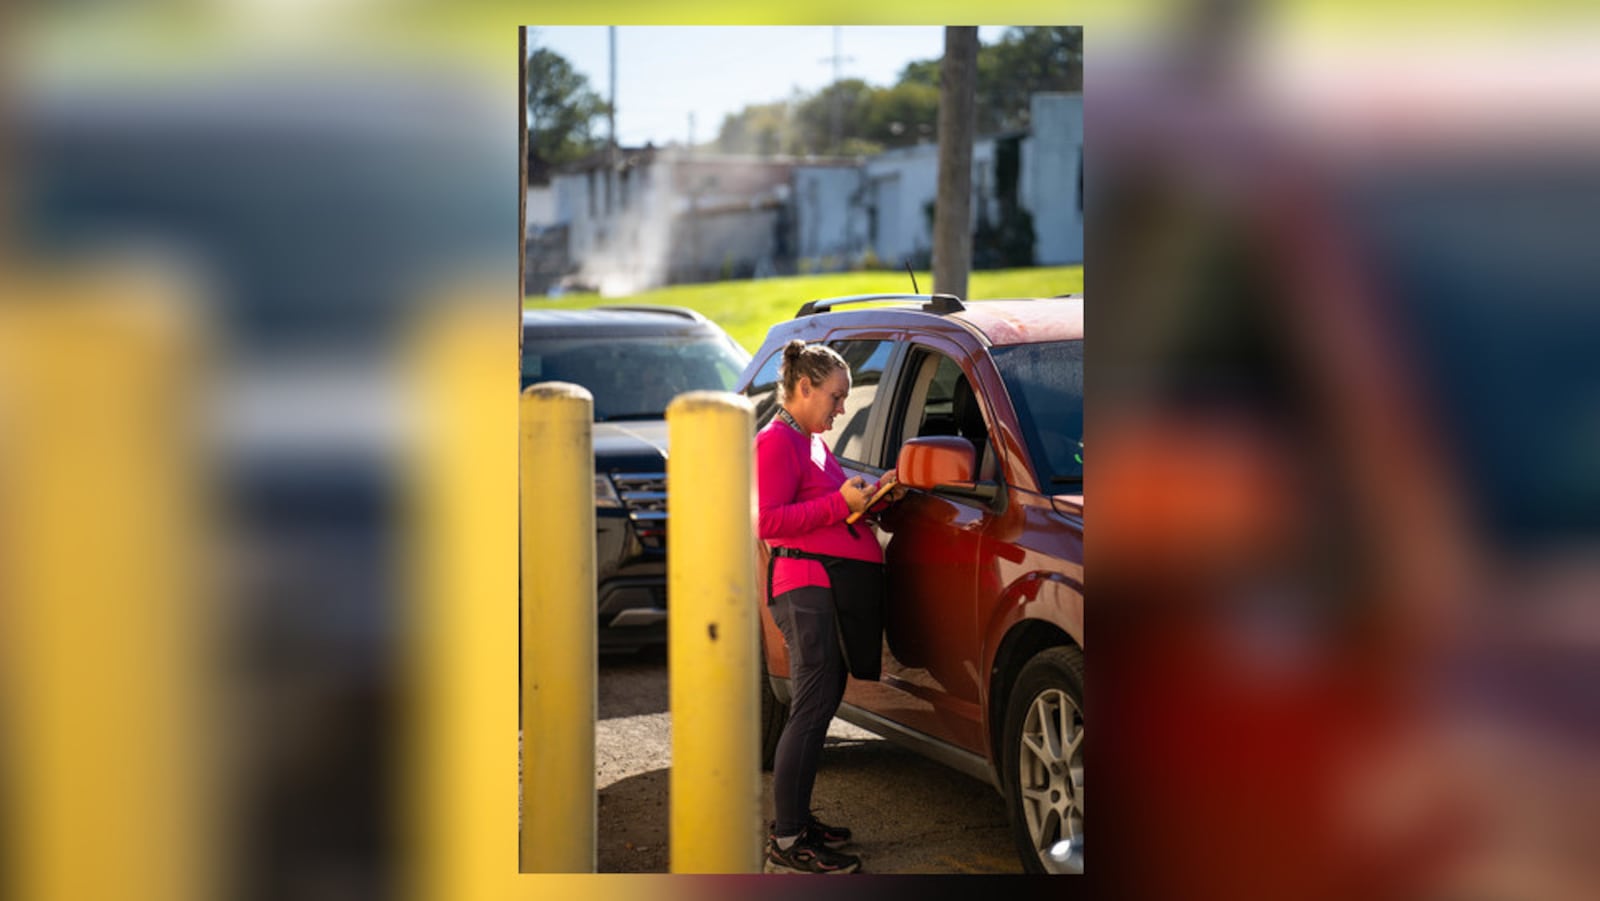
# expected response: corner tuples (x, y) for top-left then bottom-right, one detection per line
(771, 546), (831, 561)
(767, 545), (885, 681)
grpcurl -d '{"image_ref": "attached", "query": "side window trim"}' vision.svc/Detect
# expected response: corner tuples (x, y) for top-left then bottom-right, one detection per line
(887, 338), (1003, 485)
(884, 346), (932, 464)
(861, 337), (909, 472)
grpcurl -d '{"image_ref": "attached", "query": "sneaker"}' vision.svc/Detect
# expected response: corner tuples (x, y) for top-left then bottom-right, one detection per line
(763, 833), (862, 875)
(805, 815), (852, 848)
(767, 815), (853, 850)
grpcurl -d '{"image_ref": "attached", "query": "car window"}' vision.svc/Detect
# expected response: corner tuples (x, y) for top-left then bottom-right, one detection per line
(744, 338), (891, 466)
(822, 339), (893, 468)
(890, 349), (999, 483)
(522, 333), (749, 421)
(992, 340), (1084, 489)
(743, 351), (783, 429)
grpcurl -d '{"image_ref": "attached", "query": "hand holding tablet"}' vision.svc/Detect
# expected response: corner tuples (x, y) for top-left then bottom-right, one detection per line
(845, 472), (900, 525)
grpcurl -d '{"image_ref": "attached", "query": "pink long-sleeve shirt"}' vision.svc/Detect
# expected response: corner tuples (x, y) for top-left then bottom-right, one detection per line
(755, 418), (884, 598)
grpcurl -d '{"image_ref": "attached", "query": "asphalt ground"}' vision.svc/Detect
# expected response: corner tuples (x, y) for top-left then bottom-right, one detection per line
(592, 647), (1022, 874)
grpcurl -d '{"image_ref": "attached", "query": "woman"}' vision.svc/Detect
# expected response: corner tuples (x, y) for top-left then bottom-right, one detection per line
(755, 338), (898, 875)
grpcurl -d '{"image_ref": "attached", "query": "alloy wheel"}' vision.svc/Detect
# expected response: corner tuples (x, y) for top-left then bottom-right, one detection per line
(1017, 686), (1084, 873)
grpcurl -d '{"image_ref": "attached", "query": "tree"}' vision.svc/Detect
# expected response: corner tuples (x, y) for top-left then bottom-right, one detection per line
(897, 58), (941, 89)
(526, 43), (610, 171)
(793, 79), (876, 155)
(715, 101), (790, 156)
(894, 26), (1084, 135)
(860, 81), (940, 149)
(975, 26), (1084, 133)
(704, 26), (1084, 160)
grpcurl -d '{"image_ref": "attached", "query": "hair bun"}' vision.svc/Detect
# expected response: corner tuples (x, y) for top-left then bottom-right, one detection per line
(783, 339), (806, 362)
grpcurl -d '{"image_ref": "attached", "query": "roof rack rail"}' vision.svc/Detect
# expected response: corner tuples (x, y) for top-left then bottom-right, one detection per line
(796, 293), (966, 317)
(595, 304), (706, 322)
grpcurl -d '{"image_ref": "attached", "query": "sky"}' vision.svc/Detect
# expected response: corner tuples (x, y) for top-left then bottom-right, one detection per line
(529, 25), (1009, 148)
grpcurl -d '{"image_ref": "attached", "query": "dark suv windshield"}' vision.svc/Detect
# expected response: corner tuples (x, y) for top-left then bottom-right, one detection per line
(992, 339), (1084, 490)
(521, 333), (749, 421)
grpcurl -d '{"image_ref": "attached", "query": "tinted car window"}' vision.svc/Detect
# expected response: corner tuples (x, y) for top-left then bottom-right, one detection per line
(992, 340), (1084, 488)
(823, 340), (893, 467)
(522, 334), (748, 421)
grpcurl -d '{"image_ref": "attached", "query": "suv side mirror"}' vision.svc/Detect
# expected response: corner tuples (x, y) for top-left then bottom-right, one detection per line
(897, 436), (1006, 510)
(897, 436), (975, 487)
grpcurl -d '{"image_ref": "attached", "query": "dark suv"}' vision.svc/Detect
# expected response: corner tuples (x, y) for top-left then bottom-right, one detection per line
(521, 305), (751, 650)
(736, 294), (1084, 873)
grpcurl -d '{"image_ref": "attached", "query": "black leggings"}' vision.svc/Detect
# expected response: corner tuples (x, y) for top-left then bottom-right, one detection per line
(770, 586), (848, 837)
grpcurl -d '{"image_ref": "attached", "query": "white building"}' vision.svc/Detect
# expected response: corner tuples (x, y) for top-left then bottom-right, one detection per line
(525, 92), (1082, 294)
(790, 92), (1082, 272)
(790, 164), (868, 266)
(535, 148), (834, 294)
(1021, 93), (1084, 266)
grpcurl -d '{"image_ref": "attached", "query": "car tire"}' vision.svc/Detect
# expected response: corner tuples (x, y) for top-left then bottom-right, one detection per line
(1001, 645), (1085, 874)
(758, 640), (788, 771)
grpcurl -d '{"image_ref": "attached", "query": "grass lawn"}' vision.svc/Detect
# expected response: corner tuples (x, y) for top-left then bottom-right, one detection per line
(524, 266), (1083, 354)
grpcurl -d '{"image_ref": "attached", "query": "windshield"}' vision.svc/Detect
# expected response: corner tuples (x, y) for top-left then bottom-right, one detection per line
(521, 334), (750, 421)
(992, 340), (1084, 490)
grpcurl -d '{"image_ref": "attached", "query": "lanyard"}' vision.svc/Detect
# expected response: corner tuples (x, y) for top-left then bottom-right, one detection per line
(777, 406), (806, 435)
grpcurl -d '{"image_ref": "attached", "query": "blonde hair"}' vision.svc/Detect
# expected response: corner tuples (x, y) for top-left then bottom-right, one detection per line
(778, 339), (847, 402)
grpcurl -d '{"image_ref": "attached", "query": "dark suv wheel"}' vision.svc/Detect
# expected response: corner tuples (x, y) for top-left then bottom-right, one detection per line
(1002, 645), (1085, 873)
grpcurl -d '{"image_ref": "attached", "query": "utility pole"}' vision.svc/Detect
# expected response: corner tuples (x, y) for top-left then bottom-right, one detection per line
(608, 26), (617, 154)
(606, 26), (617, 216)
(933, 26), (977, 300)
(819, 26), (853, 154)
(688, 112), (698, 281)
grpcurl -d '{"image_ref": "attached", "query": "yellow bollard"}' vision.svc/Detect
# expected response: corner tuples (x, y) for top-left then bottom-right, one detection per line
(666, 390), (760, 874)
(1, 281), (213, 901)
(402, 301), (522, 901)
(519, 382), (597, 872)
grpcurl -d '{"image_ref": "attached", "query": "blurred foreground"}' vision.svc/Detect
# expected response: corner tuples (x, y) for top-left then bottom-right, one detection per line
(1091, 3), (1600, 898)
(2, 2), (1598, 900)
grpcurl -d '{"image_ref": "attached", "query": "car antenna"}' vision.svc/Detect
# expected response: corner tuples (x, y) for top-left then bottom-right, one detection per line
(904, 259), (920, 294)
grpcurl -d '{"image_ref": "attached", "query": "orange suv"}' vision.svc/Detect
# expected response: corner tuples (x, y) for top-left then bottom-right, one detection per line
(736, 294), (1084, 874)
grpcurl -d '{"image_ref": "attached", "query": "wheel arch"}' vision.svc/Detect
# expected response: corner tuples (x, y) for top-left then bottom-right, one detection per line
(985, 617), (1078, 775)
